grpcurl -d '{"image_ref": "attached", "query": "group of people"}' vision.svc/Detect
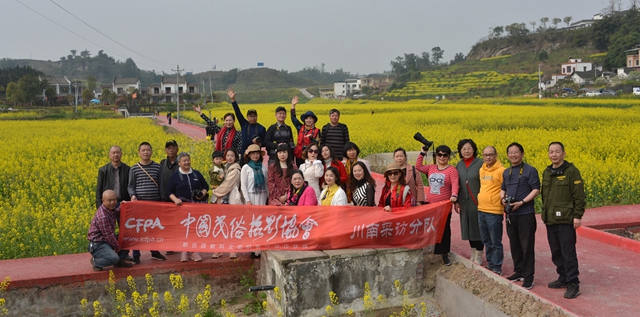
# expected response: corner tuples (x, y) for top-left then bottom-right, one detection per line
(90, 89), (586, 300)
(424, 140), (585, 299)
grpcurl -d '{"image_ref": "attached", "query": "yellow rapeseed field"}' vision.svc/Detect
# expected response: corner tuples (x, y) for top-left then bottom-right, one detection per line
(2, 98), (639, 259)
(0, 118), (211, 259)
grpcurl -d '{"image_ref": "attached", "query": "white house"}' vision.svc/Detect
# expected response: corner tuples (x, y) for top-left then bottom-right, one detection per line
(561, 59), (593, 75)
(112, 77), (141, 95)
(152, 76), (199, 103)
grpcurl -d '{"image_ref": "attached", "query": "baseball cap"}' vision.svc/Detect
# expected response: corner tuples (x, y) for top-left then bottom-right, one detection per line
(165, 140), (178, 148)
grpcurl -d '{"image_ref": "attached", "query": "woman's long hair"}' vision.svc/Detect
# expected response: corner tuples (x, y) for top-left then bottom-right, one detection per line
(272, 143), (295, 177)
(348, 161), (376, 192)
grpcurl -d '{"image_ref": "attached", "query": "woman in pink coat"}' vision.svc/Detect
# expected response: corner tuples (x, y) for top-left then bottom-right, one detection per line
(285, 170), (318, 206)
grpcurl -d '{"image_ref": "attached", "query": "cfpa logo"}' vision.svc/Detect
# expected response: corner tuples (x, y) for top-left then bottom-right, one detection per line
(125, 217), (165, 233)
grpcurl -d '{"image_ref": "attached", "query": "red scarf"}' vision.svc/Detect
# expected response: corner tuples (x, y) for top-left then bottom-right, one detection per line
(294, 126), (320, 159)
(215, 126), (236, 151)
(464, 157), (474, 168)
(380, 182), (408, 208)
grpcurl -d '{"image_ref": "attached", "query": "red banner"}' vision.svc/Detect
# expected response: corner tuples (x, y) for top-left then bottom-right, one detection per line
(118, 201), (451, 252)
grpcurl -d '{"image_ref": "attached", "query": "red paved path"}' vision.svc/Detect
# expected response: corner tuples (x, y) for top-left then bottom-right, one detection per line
(2, 118), (639, 316)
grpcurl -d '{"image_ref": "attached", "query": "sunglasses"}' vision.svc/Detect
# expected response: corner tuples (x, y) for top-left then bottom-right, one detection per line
(387, 171), (401, 176)
(307, 149), (319, 154)
(436, 153), (450, 157)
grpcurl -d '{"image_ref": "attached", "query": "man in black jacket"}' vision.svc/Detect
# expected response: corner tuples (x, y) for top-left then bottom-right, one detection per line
(159, 140), (179, 202)
(264, 106), (294, 164)
(96, 146), (130, 208)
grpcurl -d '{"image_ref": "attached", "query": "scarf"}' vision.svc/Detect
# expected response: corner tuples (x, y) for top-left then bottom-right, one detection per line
(344, 159), (356, 176)
(463, 157), (475, 168)
(286, 183), (308, 206)
(215, 126), (236, 151)
(247, 160), (266, 193)
(320, 184), (340, 206)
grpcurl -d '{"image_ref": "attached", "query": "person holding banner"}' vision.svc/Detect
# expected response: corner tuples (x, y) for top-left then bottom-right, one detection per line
(342, 141), (370, 203)
(127, 142), (166, 263)
(416, 145), (459, 266)
(379, 162), (412, 211)
(285, 170), (318, 206)
(320, 145), (347, 187)
(454, 139), (484, 265)
(167, 152), (209, 263)
(88, 190), (132, 271)
(241, 144), (269, 205)
(298, 142), (324, 200)
(211, 148), (242, 259)
(349, 161), (376, 207)
(393, 148), (425, 206)
(268, 144), (296, 206)
(319, 166), (348, 206)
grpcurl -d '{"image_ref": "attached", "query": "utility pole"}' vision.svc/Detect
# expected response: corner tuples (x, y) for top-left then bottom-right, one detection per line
(172, 65), (184, 122)
(209, 75), (213, 102)
(538, 64), (542, 99)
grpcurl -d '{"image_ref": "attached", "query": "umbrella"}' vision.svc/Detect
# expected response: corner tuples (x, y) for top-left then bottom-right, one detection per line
(90, 99), (100, 103)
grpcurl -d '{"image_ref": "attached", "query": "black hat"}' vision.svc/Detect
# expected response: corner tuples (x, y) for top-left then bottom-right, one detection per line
(247, 109), (258, 116)
(300, 110), (318, 123)
(275, 106), (287, 113)
(165, 140), (178, 148)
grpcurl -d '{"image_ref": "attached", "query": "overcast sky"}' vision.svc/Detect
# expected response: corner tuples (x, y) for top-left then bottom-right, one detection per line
(1, 0), (609, 75)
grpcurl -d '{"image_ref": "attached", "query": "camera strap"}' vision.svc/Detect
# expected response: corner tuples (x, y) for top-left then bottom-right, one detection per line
(137, 163), (159, 188)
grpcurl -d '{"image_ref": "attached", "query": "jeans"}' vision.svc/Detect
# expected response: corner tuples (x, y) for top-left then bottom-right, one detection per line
(478, 211), (503, 270)
(89, 241), (128, 268)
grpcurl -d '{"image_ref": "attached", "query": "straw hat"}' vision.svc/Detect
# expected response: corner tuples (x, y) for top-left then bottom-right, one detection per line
(244, 144), (266, 158)
(385, 162), (404, 174)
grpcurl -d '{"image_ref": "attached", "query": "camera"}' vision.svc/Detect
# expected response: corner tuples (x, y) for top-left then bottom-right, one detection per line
(192, 190), (205, 201)
(414, 132), (434, 152)
(252, 135), (262, 145)
(504, 196), (517, 213)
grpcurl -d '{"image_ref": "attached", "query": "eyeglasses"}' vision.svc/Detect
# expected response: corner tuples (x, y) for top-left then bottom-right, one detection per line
(307, 149), (319, 154)
(387, 171), (400, 176)
(436, 153), (449, 157)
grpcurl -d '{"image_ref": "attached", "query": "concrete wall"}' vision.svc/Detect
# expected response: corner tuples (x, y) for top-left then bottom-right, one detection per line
(3, 264), (249, 317)
(259, 248), (434, 317)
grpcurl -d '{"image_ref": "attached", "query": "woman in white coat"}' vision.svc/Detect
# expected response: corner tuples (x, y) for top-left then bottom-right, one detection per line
(241, 144), (269, 205)
(319, 166), (348, 206)
(298, 142), (324, 200)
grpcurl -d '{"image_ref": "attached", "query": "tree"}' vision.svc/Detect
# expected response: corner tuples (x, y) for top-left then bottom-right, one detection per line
(86, 75), (97, 91)
(60, 56), (66, 62)
(404, 53), (418, 71)
(18, 76), (47, 104)
(594, 77), (608, 86)
(452, 52), (465, 63)
(529, 21), (537, 33)
(101, 88), (112, 102)
(552, 18), (562, 29)
(540, 17), (549, 30)
(82, 88), (95, 105)
(563, 16), (573, 27)
(505, 22), (529, 37)
(431, 47), (444, 64)
(492, 26), (504, 38)
(70, 49), (77, 58)
(44, 87), (56, 106)
(5, 82), (25, 105)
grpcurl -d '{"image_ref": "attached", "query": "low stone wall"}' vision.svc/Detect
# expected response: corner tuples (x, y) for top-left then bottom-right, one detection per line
(2, 259), (252, 317)
(259, 248), (437, 317)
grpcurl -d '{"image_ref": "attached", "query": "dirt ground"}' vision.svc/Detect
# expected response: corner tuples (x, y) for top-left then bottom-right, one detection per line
(438, 263), (570, 317)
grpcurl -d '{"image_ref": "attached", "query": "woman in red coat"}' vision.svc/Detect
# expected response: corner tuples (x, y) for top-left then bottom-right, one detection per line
(379, 162), (412, 212)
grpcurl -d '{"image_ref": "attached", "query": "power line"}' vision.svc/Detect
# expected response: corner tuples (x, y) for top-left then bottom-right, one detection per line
(14, 0), (170, 72)
(49, 0), (175, 68)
